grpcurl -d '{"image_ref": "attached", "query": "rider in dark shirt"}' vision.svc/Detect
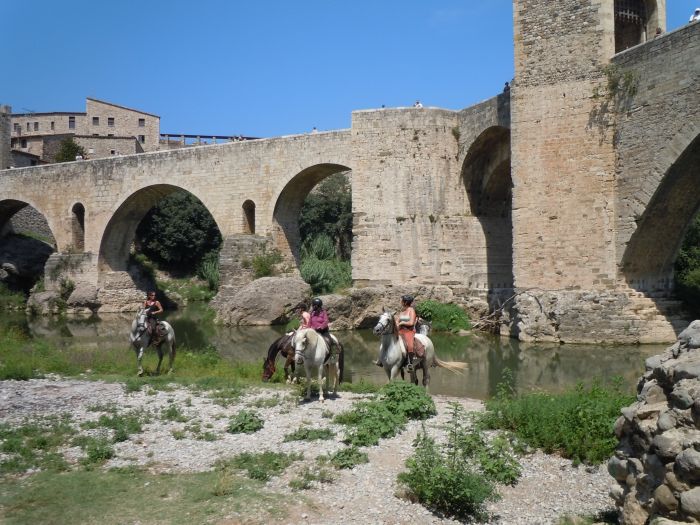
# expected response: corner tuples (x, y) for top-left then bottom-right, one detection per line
(143, 291), (163, 343)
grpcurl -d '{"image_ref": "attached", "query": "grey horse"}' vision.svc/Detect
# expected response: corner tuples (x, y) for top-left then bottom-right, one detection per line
(129, 308), (176, 376)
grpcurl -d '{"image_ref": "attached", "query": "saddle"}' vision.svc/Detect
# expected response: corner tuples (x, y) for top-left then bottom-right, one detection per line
(414, 338), (426, 358)
(149, 321), (167, 346)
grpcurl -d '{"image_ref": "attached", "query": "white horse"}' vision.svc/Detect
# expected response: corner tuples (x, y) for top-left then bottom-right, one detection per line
(292, 328), (343, 402)
(129, 308), (176, 376)
(372, 310), (467, 387)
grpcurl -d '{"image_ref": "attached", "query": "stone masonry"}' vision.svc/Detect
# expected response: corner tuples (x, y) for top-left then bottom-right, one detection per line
(0, 105), (10, 170)
(0, 1), (697, 343)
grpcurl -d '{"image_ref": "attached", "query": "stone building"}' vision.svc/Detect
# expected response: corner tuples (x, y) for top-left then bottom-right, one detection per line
(9, 98), (160, 162)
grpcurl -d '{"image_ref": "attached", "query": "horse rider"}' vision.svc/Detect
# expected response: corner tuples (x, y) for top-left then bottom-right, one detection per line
(295, 301), (311, 330)
(309, 298), (336, 354)
(396, 295), (418, 370)
(144, 290), (164, 345)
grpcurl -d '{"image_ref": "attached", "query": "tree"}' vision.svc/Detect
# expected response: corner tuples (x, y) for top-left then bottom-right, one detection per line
(54, 138), (86, 163)
(675, 213), (700, 316)
(299, 172), (352, 260)
(135, 191), (222, 272)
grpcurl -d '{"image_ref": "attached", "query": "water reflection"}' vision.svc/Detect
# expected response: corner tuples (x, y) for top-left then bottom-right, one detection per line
(8, 306), (667, 400)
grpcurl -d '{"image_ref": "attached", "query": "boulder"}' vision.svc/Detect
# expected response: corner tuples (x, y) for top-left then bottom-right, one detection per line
(26, 290), (60, 315)
(67, 283), (100, 313)
(212, 276), (311, 326)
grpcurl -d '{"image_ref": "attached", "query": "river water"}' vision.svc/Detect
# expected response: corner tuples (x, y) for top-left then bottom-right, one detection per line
(6, 303), (667, 399)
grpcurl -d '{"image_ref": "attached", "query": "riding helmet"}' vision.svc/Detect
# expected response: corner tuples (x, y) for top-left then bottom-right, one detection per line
(401, 294), (414, 304)
(311, 297), (323, 308)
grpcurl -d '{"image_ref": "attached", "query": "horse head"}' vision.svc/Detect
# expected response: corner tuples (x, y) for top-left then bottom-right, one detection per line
(262, 357), (275, 382)
(292, 330), (309, 365)
(373, 310), (395, 336)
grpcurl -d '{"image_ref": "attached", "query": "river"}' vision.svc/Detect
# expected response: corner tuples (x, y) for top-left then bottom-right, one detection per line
(5, 303), (667, 399)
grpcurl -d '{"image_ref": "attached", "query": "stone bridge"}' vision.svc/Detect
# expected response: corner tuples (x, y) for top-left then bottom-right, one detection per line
(0, 1), (698, 343)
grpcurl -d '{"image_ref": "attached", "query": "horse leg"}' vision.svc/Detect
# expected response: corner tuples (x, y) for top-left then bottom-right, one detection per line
(136, 346), (145, 376)
(167, 338), (175, 374)
(304, 364), (312, 401)
(422, 363), (430, 388)
(318, 365), (326, 403)
(155, 344), (164, 375)
(333, 363), (339, 396)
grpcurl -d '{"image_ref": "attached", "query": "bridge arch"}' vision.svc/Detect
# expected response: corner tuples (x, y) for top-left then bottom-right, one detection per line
(272, 163), (351, 265)
(621, 128), (700, 293)
(461, 125), (513, 289)
(71, 202), (85, 252)
(0, 198), (57, 245)
(97, 184), (222, 276)
(242, 200), (256, 234)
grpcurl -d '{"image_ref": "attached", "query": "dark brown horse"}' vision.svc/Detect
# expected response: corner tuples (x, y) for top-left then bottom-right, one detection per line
(262, 332), (297, 383)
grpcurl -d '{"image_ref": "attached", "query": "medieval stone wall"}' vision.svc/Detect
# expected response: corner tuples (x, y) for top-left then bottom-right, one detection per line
(0, 105), (10, 171)
(612, 22), (700, 293)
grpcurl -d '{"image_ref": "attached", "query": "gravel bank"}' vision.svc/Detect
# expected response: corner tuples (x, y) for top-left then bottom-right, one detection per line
(0, 378), (616, 524)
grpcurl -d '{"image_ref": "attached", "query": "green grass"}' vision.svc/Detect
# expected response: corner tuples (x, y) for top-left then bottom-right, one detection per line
(478, 372), (634, 464)
(289, 465), (335, 490)
(0, 466), (287, 525)
(0, 283), (27, 311)
(0, 415), (75, 474)
(324, 446), (369, 470)
(81, 410), (150, 442)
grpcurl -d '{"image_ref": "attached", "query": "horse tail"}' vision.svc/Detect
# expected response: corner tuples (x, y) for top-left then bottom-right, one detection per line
(433, 356), (468, 375)
(338, 342), (345, 383)
(171, 337), (177, 360)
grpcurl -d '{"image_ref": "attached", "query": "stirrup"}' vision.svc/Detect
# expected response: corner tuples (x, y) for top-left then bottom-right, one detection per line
(373, 359), (383, 368)
(405, 359), (414, 372)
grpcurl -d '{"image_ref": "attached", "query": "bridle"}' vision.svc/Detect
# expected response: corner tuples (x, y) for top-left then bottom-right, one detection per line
(293, 333), (308, 364)
(373, 312), (395, 336)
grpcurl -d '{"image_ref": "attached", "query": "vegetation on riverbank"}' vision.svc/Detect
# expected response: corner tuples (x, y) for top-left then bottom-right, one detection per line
(415, 300), (471, 333)
(478, 370), (633, 465)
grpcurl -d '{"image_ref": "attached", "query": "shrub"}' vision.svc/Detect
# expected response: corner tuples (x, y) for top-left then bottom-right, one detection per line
(398, 428), (497, 521)
(479, 373), (633, 465)
(227, 410), (264, 434)
(197, 250), (220, 291)
(252, 248), (283, 278)
(415, 300), (471, 332)
(380, 381), (436, 420)
(300, 256), (352, 294)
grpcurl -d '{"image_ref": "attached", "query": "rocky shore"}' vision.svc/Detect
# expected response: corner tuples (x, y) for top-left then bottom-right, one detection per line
(0, 378), (615, 524)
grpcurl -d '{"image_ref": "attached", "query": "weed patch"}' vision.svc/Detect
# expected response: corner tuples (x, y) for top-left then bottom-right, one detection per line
(227, 410), (264, 434)
(218, 451), (302, 481)
(289, 465), (335, 490)
(415, 300), (471, 332)
(325, 446), (369, 470)
(283, 427), (335, 442)
(0, 415), (76, 474)
(479, 372), (633, 464)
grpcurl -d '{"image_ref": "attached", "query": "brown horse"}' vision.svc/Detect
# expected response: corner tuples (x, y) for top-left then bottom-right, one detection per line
(262, 332), (297, 383)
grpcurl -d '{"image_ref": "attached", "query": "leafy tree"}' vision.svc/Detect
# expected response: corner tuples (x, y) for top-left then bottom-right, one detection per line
(299, 172), (352, 260)
(54, 138), (86, 163)
(675, 213), (700, 316)
(135, 191), (222, 272)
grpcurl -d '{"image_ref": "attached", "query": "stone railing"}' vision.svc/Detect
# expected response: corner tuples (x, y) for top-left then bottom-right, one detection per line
(609, 320), (700, 524)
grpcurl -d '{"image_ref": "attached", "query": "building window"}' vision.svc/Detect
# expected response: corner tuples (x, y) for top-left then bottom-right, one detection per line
(138, 118), (145, 127)
(138, 135), (145, 143)
(108, 134), (114, 137)
(26, 123), (30, 131)
(69, 116), (75, 129)
(110, 150), (116, 155)
(21, 139), (27, 148)
(92, 117), (99, 126)
(34, 122), (39, 131)
(13, 123), (19, 132)
(50, 121), (55, 130)
(108, 117), (114, 127)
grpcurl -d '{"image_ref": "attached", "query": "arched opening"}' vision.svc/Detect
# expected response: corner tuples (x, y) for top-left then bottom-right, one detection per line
(98, 185), (222, 283)
(71, 203), (85, 252)
(621, 133), (700, 299)
(273, 163), (352, 293)
(461, 126), (513, 292)
(242, 200), (255, 234)
(614, 0), (658, 53)
(0, 199), (56, 294)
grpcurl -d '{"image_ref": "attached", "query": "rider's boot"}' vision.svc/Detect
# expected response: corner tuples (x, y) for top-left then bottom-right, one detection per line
(373, 359), (383, 367)
(406, 354), (415, 372)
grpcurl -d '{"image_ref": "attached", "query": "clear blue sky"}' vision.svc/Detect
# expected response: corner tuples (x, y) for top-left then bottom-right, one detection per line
(5, 1), (695, 138)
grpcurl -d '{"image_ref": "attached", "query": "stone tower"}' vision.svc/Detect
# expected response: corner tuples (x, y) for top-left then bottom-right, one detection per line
(509, 0), (666, 339)
(0, 105), (10, 170)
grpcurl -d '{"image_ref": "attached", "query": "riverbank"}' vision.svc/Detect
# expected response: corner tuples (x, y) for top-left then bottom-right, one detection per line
(0, 378), (615, 524)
